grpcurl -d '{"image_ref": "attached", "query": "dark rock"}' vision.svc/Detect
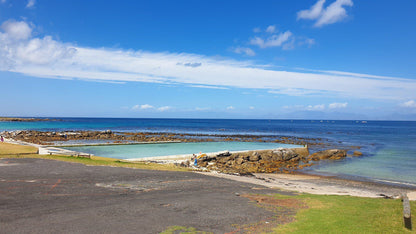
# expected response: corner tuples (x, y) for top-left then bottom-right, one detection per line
(217, 151), (231, 157)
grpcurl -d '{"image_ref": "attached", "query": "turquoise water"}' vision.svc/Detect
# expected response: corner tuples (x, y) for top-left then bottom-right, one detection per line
(2, 118), (416, 186)
(310, 143), (416, 186)
(62, 142), (300, 159)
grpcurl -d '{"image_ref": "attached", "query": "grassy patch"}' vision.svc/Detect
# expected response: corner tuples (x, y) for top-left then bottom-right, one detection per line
(0, 142), (189, 172)
(272, 193), (416, 233)
(0, 142), (38, 154)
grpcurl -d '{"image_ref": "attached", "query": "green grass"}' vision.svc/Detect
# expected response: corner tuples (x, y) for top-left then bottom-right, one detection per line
(272, 193), (416, 233)
(0, 142), (190, 172)
(0, 142), (39, 154)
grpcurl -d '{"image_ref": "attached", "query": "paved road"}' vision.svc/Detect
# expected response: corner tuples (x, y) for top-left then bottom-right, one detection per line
(0, 158), (294, 233)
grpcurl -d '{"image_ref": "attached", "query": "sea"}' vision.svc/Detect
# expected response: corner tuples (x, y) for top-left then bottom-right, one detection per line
(1, 118), (416, 187)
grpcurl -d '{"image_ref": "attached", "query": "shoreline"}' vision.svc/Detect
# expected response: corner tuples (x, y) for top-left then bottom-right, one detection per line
(2, 138), (416, 200)
(200, 171), (416, 200)
(0, 129), (342, 152)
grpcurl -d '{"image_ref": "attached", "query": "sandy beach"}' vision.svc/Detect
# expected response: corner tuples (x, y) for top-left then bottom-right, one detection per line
(200, 171), (416, 200)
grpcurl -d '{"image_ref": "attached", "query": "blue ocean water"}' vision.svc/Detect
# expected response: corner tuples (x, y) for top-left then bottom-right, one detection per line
(1, 118), (415, 185)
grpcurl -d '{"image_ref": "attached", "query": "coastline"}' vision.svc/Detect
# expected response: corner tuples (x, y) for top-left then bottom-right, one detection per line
(199, 171), (416, 200)
(1, 138), (415, 200)
(0, 117), (56, 122)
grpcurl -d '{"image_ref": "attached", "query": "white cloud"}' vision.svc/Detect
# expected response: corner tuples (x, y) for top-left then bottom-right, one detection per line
(157, 106), (172, 111)
(401, 100), (416, 108)
(0, 21), (76, 69)
(249, 106), (255, 110)
(265, 25), (277, 33)
(189, 84), (229, 90)
(15, 36), (76, 65)
(132, 104), (154, 110)
(132, 104), (172, 111)
(307, 104), (325, 111)
(226, 106), (235, 110)
(195, 107), (211, 111)
(1, 0), (7, 4)
(177, 62), (201, 68)
(1, 20), (32, 40)
(268, 88), (322, 97)
(297, 0), (326, 20)
(297, 0), (353, 27)
(329, 102), (348, 109)
(233, 47), (255, 56)
(284, 104), (326, 111)
(26, 0), (35, 8)
(1, 20), (416, 101)
(250, 31), (293, 49)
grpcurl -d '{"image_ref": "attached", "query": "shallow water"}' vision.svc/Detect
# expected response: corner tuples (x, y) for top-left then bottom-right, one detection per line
(62, 142), (299, 159)
(1, 118), (416, 185)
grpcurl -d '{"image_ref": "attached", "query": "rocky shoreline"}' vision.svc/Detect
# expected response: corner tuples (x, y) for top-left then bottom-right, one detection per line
(1, 129), (364, 175)
(1, 129), (359, 152)
(3, 130), (414, 199)
(181, 147), (359, 175)
(0, 117), (57, 122)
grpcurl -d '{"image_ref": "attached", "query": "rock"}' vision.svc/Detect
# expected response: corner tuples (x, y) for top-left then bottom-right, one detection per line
(272, 149), (299, 161)
(309, 149), (347, 161)
(235, 157), (245, 165)
(217, 151), (231, 157)
(353, 151), (363, 156)
(249, 154), (260, 161)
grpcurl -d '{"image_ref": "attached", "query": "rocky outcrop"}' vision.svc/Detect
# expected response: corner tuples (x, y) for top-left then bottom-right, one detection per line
(190, 147), (352, 174)
(308, 149), (347, 161)
(352, 151), (363, 157)
(194, 148), (311, 174)
(1, 130), (335, 149)
(0, 117), (55, 122)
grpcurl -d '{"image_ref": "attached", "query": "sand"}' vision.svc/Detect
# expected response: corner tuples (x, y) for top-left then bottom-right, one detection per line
(199, 171), (416, 200)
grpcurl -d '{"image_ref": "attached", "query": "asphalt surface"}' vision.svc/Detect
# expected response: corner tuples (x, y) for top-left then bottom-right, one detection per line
(0, 158), (294, 233)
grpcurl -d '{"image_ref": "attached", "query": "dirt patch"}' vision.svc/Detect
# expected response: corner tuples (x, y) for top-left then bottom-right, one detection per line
(242, 194), (305, 208)
(230, 194), (307, 233)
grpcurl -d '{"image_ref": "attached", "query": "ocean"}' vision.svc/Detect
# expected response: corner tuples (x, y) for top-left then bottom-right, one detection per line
(1, 118), (416, 186)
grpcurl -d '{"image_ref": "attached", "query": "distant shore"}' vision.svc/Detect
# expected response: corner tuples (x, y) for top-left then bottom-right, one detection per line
(0, 117), (57, 122)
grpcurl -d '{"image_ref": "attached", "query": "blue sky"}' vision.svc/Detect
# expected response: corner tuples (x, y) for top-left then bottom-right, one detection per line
(0, 0), (416, 120)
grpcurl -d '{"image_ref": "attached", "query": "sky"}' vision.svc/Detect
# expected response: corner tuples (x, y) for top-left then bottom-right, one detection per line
(0, 0), (415, 120)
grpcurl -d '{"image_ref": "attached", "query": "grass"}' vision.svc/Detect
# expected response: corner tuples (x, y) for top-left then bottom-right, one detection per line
(0, 142), (190, 172)
(272, 193), (416, 233)
(0, 142), (39, 154)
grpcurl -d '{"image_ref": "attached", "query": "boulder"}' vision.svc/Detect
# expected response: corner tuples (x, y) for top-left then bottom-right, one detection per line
(235, 157), (245, 165)
(249, 152), (261, 161)
(353, 151), (363, 157)
(309, 149), (347, 161)
(272, 148), (299, 161)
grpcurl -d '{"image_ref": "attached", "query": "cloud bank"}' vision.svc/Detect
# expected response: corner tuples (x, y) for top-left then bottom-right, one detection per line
(1, 20), (415, 101)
